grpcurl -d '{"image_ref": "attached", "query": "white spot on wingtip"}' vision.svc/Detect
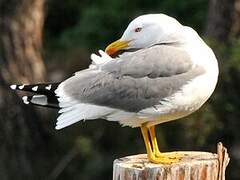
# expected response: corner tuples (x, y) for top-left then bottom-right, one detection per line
(31, 95), (48, 105)
(10, 85), (17, 90)
(32, 86), (38, 91)
(55, 126), (61, 130)
(22, 96), (29, 104)
(19, 85), (25, 89)
(45, 84), (52, 90)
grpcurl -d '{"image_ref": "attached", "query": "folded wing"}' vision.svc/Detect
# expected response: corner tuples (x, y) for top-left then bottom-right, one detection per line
(55, 45), (205, 129)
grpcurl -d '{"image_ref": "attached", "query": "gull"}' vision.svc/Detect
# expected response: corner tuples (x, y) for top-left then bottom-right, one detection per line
(10, 14), (219, 164)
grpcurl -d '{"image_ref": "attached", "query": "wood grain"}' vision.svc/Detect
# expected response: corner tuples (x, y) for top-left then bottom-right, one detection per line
(113, 143), (229, 180)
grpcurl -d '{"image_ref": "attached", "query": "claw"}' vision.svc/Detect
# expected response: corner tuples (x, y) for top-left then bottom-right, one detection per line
(149, 154), (181, 164)
(151, 152), (183, 164)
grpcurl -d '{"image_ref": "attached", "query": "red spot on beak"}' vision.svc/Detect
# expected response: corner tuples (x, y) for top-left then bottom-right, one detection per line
(106, 48), (117, 56)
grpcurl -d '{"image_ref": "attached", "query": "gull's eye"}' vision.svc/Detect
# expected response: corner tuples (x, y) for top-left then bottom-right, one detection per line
(134, 27), (142, 32)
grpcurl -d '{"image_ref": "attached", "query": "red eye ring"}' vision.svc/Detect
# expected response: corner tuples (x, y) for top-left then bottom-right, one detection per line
(134, 27), (142, 32)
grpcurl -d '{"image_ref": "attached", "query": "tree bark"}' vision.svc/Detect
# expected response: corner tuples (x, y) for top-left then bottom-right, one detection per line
(0, 0), (46, 83)
(113, 143), (230, 180)
(205, 0), (235, 41)
(0, 0), (48, 179)
(232, 0), (240, 37)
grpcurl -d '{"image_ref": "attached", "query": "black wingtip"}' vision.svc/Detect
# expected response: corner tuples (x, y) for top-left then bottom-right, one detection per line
(9, 83), (60, 95)
(10, 84), (29, 91)
(21, 94), (60, 109)
(10, 83), (60, 109)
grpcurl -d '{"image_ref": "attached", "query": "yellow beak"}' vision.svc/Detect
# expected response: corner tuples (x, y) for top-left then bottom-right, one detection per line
(105, 40), (130, 56)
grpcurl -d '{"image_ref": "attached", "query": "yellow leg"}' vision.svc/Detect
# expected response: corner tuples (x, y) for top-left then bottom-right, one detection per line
(141, 124), (182, 164)
(140, 125), (154, 159)
(149, 126), (182, 159)
(149, 126), (161, 156)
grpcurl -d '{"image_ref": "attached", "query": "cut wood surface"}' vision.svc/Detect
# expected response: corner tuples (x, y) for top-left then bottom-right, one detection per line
(113, 143), (229, 180)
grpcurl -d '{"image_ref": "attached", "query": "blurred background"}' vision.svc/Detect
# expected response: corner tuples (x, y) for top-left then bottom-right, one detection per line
(0, 0), (240, 179)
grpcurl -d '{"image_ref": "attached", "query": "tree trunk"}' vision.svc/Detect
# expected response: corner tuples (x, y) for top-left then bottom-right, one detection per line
(0, 0), (46, 83)
(0, 0), (48, 179)
(232, 0), (240, 37)
(113, 143), (230, 180)
(205, 0), (235, 41)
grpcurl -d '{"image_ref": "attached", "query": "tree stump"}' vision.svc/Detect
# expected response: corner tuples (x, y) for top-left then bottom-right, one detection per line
(113, 143), (229, 180)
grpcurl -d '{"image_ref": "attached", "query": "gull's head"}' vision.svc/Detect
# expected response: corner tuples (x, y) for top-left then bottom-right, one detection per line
(105, 14), (183, 56)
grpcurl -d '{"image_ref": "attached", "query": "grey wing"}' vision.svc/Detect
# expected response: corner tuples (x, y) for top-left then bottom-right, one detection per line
(101, 45), (193, 78)
(57, 45), (204, 112)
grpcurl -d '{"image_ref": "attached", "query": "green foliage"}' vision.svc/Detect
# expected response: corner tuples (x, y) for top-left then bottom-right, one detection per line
(44, 0), (208, 51)
(229, 39), (240, 69)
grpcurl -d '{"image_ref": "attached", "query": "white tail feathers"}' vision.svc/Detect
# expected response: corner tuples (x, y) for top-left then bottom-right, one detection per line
(55, 82), (116, 129)
(55, 103), (115, 130)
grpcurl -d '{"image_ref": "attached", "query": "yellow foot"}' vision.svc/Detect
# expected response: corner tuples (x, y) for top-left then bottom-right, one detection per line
(155, 151), (184, 159)
(149, 152), (183, 164)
